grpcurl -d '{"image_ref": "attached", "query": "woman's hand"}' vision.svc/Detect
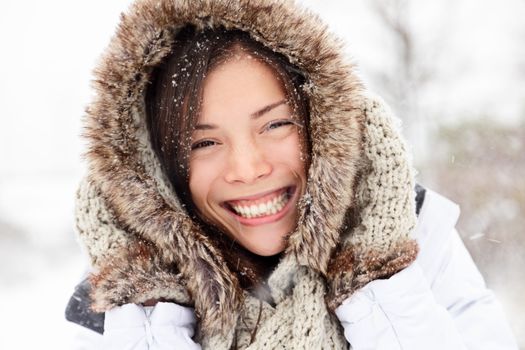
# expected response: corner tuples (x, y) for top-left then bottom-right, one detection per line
(103, 302), (202, 350)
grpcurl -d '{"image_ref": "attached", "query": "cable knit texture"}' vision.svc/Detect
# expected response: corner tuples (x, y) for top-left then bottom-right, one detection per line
(74, 0), (418, 347)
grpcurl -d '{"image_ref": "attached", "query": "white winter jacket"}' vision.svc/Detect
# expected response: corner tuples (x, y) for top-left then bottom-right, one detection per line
(69, 189), (518, 349)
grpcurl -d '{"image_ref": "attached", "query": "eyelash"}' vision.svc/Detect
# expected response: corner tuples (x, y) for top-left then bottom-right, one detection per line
(191, 139), (217, 150)
(263, 119), (296, 132)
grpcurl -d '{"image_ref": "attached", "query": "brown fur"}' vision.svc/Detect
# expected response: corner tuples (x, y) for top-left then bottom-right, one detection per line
(325, 239), (419, 311)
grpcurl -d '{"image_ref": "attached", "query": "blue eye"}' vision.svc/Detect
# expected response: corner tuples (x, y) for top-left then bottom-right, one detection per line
(191, 139), (217, 150)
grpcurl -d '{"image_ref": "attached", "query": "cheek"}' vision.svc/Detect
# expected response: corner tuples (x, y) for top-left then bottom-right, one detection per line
(267, 133), (307, 176)
(189, 160), (217, 208)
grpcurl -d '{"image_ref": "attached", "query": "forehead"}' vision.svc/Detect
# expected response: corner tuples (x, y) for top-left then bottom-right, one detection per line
(200, 53), (287, 122)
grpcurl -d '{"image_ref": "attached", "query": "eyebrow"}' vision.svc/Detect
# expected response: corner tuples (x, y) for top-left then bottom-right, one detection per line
(194, 99), (287, 130)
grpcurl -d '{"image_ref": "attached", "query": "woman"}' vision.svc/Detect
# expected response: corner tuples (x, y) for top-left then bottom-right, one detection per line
(66, 0), (518, 349)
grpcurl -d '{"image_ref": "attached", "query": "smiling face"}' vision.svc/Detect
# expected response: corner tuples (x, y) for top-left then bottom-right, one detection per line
(188, 52), (308, 256)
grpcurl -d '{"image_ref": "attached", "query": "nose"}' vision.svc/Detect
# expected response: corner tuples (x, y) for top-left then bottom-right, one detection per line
(224, 141), (272, 184)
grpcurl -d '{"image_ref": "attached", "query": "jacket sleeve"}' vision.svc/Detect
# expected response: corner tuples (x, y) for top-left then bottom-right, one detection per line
(334, 227), (518, 349)
(72, 302), (201, 350)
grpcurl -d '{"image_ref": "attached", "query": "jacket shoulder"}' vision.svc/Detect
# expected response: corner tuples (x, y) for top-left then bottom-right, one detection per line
(65, 278), (105, 334)
(412, 185), (461, 279)
(413, 185), (461, 242)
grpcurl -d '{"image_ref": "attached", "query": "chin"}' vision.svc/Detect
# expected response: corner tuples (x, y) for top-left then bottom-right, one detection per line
(249, 245), (286, 257)
(251, 244), (286, 256)
(240, 230), (289, 256)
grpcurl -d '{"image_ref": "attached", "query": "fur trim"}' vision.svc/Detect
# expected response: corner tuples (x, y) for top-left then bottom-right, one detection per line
(89, 240), (192, 311)
(76, 0), (417, 339)
(326, 239), (419, 311)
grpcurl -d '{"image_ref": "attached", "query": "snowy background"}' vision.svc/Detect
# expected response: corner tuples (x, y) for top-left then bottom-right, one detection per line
(0, 0), (523, 348)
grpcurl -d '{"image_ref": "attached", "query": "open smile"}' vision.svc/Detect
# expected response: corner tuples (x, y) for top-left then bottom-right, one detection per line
(222, 186), (296, 225)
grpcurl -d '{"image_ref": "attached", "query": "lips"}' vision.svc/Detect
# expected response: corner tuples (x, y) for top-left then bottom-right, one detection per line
(223, 186), (294, 219)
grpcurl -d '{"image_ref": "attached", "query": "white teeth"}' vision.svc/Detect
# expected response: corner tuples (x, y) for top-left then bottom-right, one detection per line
(229, 190), (290, 218)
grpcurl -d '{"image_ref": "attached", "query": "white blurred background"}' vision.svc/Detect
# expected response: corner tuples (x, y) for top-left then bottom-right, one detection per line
(0, 0), (523, 348)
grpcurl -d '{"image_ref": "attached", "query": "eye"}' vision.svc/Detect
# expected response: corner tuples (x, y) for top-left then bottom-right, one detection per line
(262, 119), (300, 133)
(191, 139), (218, 150)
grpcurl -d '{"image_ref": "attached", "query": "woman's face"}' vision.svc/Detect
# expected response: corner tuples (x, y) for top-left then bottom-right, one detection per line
(189, 53), (307, 256)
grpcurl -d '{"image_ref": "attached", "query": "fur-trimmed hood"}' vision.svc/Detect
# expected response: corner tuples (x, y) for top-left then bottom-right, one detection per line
(76, 0), (418, 341)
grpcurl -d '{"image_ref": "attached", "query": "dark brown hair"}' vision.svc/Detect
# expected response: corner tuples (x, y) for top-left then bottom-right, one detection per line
(145, 25), (310, 289)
